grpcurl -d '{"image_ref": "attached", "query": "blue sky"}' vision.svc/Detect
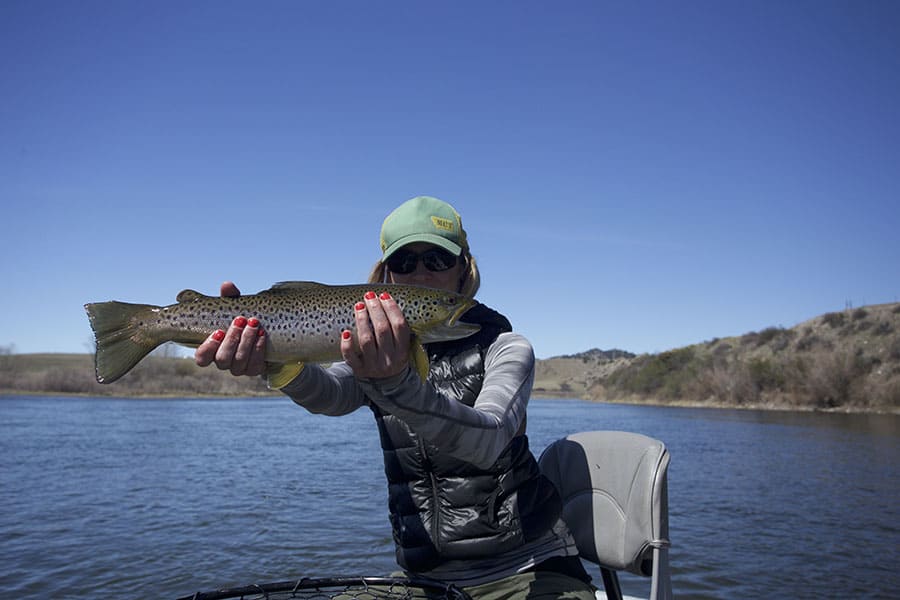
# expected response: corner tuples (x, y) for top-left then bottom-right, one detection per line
(2, 1), (899, 359)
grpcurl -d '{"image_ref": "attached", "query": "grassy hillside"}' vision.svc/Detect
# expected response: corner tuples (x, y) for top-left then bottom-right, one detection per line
(536, 303), (900, 413)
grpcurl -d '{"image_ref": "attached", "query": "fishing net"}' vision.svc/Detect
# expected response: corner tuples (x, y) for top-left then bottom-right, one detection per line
(177, 576), (472, 600)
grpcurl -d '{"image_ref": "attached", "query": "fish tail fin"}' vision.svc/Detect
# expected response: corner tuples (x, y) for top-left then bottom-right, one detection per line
(84, 301), (162, 383)
(410, 338), (430, 381)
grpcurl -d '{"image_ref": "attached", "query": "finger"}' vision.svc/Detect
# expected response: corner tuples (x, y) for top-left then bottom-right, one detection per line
(231, 317), (260, 376)
(244, 321), (268, 376)
(195, 330), (226, 366)
(220, 281), (241, 298)
(364, 290), (396, 355)
(340, 329), (362, 371)
(354, 299), (377, 360)
(215, 316), (248, 371)
(378, 292), (410, 355)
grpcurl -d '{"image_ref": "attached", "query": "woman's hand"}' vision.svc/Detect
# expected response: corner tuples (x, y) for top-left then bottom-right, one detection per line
(341, 291), (411, 379)
(194, 281), (267, 377)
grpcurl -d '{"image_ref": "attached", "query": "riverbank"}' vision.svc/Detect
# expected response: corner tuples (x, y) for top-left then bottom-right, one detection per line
(536, 302), (900, 414)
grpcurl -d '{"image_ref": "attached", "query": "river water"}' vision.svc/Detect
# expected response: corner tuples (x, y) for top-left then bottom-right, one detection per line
(0, 395), (897, 599)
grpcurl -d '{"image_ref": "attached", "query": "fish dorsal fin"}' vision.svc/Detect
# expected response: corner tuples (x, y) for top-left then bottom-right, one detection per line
(263, 281), (329, 294)
(176, 289), (208, 303)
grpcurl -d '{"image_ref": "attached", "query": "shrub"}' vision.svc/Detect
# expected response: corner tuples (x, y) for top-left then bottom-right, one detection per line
(756, 327), (784, 346)
(747, 357), (785, 391)
(607, 347), (700, 399)
(701, 363), (754, 404)
(823, 312), (846, 328)
(874, 321), (894, 336)
(889, 338), (900, 361)
(801, 349), (870, 408)
(740, 331), (759, 346)
(796, 331), (820, 352)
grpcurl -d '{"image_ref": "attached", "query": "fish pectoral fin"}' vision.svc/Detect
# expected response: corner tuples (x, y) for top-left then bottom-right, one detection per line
(409, 339), (429, 381)
(266, 362), (305, 390)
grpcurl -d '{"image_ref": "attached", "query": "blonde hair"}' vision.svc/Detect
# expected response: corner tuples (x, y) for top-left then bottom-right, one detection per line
(367, 251), (481, 298)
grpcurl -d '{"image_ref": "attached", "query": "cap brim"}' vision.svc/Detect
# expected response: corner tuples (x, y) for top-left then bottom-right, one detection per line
(382, 234), (463, 260)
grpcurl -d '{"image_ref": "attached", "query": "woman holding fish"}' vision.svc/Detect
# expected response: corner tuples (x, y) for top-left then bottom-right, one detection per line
(194, 196), (596, 600)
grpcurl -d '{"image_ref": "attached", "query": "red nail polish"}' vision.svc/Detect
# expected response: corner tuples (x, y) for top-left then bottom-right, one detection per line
(364, 291), (377, 300)
(341, 330), (351, 340)
(355, 302), (366, 311)
(233, 316), (248, 328)
(380, 292), (391, 301)
(247, 318), (259, 328)
(257, 329), (265, 337)
(212, 330), (226, 342)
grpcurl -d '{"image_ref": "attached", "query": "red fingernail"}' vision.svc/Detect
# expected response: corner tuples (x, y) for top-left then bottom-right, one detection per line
(355, 302), (366, 311)
(247, 318), (259, 328)
(212, 330), (226, 342)
(380, 292), (391, 301)
(258, 329), (265, 337)
(341, 330), (351, 340)
(233, 316), (248, 328)
(364, 291), (377, 300)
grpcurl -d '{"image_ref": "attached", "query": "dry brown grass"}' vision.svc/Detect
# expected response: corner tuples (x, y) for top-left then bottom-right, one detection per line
(0, 353), (274, 397)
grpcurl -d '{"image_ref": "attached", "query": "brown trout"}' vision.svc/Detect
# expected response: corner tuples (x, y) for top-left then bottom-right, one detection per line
(84, 281), (479, 386)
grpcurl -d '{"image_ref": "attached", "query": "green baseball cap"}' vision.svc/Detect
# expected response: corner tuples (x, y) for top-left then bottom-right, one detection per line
(380, 196), (468, 260)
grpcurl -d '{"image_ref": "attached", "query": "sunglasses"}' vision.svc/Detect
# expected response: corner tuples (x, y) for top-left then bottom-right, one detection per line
(386, 247), (459, 274)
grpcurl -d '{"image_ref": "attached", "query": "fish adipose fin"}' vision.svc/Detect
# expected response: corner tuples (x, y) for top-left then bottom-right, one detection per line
(84, 301), (162, 383)
(267, 362), (305, 389)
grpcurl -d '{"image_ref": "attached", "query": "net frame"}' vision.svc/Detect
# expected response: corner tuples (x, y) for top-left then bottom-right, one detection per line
(177, 576), (472, 600)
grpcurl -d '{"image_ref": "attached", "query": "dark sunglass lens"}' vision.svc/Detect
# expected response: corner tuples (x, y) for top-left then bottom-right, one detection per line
(387, 251), (418, 274)
(422, 249), (456, 271)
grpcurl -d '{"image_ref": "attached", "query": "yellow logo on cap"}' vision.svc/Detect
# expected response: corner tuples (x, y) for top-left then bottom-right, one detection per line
(431, 216), (455, 232)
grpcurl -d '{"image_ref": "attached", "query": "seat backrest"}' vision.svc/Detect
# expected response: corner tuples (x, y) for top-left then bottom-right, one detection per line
(538, 431), (670, 577)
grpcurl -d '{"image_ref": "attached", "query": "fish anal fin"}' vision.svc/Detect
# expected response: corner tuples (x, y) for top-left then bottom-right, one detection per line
(409, 339), (429, 381)
(267, 362), (305, 389)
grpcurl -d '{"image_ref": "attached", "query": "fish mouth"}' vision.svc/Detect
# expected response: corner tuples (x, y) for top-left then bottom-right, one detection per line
(448, 297), (478, 326)
(416, 296), (480, 345)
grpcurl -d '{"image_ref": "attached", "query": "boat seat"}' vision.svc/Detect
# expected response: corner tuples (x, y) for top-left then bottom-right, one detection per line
(538, 431), (673, 600)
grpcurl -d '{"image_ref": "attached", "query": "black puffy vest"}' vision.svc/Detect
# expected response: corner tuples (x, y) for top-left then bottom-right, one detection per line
(370, 304), (563, 572)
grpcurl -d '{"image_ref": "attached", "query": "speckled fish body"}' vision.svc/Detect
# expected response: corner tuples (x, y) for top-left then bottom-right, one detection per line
(84, 281), (479, 384)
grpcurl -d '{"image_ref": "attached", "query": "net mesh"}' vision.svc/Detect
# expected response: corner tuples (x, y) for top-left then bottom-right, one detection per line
(177, 576), (472, 600)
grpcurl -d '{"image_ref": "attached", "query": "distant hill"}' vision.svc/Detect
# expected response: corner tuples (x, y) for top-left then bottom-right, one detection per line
(533, 348), (636, 397)
(534, 303), (900, 413)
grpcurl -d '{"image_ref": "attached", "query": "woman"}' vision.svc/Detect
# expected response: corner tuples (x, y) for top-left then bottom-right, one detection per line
(195, 196), (595, 600)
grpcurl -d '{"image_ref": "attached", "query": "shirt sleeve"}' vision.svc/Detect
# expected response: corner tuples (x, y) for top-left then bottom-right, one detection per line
(279, 362), (368, 416)
(356, 332), (535, 469)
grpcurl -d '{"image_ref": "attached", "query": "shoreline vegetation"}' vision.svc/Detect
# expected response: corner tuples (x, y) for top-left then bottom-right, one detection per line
(2, 302), (899, 414)
(535, 302), (900, 415)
